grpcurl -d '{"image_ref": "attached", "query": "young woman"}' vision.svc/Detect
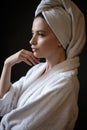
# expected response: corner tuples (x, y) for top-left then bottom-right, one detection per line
(0, 0), (86, 130)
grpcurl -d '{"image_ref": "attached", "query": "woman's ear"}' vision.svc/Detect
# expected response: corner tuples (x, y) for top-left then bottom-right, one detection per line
(58, 42), (62, 47)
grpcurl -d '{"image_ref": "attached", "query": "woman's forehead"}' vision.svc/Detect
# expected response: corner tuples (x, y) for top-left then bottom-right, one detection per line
(32, 17), (52, 32)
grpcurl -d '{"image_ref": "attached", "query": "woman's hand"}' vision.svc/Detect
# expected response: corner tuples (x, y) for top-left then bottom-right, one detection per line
(5, 49), (40, 67)
(0, 49), (40, 98)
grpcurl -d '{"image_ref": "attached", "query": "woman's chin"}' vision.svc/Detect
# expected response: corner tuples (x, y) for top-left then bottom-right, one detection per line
(34, 53), (44, 59)
(33, 53), (41, 58)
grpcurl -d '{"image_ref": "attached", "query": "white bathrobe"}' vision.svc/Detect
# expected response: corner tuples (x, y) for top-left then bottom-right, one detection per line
(0, 57), (80, 130)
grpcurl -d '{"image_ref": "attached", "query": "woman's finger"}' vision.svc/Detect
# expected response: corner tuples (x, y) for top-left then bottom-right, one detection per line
(21, 49), (40, 65)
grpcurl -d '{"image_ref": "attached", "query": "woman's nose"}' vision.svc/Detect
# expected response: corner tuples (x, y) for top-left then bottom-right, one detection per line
(29, 36), (37, 45)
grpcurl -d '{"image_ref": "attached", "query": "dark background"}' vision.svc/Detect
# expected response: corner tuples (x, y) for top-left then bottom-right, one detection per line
(0, 0), (87, 130)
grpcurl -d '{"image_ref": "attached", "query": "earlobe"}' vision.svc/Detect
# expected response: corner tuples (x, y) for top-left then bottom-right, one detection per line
(58, 43), (62, 47)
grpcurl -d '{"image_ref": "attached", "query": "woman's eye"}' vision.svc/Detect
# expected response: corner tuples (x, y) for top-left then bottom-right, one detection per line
(31, 31), (45, 38)
(38, 33), (45, 37)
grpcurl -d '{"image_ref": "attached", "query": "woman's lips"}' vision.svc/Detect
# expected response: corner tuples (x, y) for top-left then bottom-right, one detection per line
(32, 48), (38, 52)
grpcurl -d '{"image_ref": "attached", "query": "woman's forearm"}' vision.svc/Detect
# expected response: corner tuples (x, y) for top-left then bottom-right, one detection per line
(0, 49), (39, 98)
(0, 61), (12, 98)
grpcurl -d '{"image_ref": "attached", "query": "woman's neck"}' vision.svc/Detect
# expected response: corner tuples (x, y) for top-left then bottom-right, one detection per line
(45, 49), (66, 72)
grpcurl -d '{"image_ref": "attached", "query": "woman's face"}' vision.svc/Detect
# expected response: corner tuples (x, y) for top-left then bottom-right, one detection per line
(30, 17), (60, 59)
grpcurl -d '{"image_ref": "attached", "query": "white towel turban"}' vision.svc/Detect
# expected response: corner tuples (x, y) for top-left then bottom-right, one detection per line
(35, 0), (86, 58)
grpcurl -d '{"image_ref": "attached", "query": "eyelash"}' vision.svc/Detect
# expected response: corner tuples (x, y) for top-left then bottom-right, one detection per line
(38, 33), (45, 37)
(32, 32), (45, 37)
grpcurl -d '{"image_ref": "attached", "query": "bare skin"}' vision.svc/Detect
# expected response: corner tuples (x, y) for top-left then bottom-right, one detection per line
(0, 49), (39, 98)
(0, 16), (66, 98)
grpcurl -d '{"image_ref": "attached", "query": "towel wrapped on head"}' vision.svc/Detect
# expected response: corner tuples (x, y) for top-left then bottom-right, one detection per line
(35, 0), (86, 58)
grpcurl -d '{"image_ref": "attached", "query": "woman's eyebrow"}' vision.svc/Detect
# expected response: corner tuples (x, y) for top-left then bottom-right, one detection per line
(32, 30), (47, 33)
(37, 30), (47, 33)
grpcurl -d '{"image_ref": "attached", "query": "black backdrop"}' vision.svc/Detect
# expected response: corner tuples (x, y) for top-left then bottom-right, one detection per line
(0, 0), (87, 130)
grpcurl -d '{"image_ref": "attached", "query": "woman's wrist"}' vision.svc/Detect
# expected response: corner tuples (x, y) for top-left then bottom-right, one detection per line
(4, 59), (12, 68)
